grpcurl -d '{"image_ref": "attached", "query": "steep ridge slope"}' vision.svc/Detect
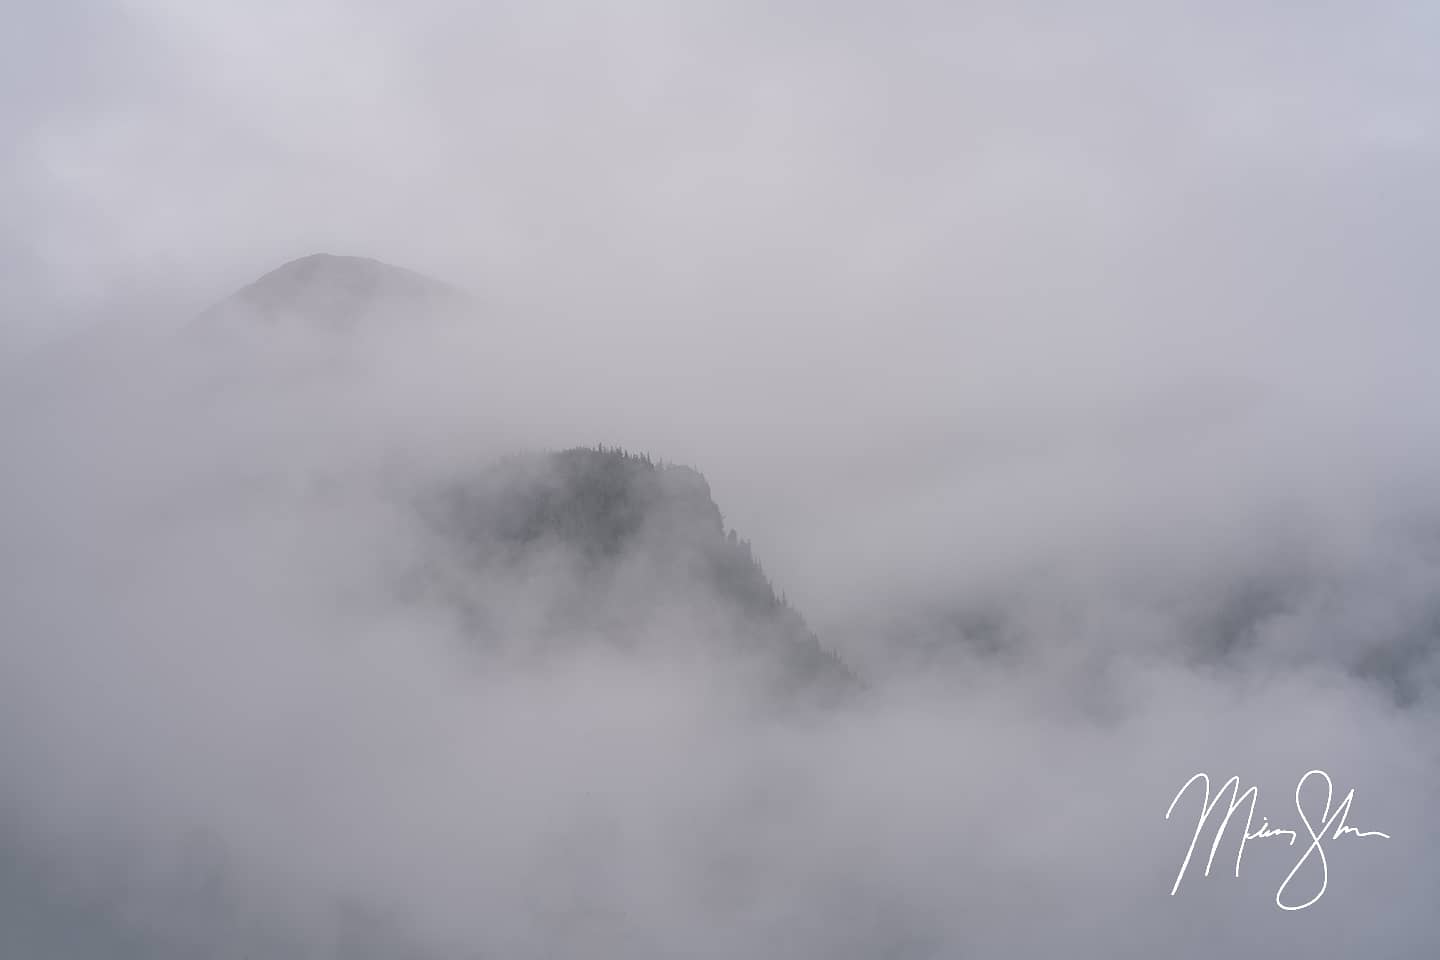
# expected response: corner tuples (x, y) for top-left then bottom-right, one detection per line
(426, 446), (858, 697)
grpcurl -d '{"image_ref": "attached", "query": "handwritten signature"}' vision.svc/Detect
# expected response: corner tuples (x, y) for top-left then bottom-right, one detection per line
(1165, 770), (1390, 910)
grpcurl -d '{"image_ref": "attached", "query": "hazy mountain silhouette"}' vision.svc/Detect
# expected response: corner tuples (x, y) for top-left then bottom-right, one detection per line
(202, 255), (858, 698)
(199, 253), (467, 329)
(427, 445), (858, 697)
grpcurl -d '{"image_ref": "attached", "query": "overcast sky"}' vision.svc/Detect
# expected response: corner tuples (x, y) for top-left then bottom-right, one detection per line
(9, 0), (1439, 582)
(7, 2), (1437, 355)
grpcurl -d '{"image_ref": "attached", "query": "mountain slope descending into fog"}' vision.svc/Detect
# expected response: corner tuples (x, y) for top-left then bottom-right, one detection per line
(422, 445), (859, 699)
(198, 253), (468, 329)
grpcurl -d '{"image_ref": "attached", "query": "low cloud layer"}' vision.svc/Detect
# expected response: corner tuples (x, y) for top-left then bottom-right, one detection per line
(4, 2), (1440, 957)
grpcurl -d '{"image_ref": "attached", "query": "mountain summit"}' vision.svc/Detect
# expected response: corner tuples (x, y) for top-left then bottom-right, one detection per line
(427, 446), (859, 699)
(201, 253), (466, 328)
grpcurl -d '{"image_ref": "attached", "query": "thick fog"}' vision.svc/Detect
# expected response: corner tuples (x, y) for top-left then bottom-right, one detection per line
(4, 2), (1440, 957)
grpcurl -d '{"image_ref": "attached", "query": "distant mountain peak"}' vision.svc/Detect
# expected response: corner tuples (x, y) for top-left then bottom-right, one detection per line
(201, 253), (466, 328)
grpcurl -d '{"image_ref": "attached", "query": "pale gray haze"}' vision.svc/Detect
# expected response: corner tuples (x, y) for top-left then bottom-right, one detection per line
(3, 2), (1439, 957)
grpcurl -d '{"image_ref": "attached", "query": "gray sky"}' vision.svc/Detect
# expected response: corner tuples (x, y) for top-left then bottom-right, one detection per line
(8, 2), (1438, 347)
(12, 0), (1436, 576)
